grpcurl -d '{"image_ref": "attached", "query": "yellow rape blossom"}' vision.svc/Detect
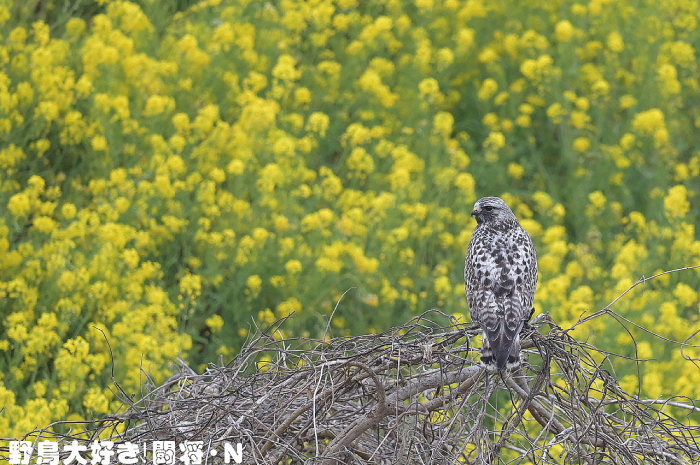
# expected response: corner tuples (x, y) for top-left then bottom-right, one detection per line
(1, 0), (699, 439)
(664, 185), (690, 219)
(606, 32), (624, 52)
(554, 20), (576, 42)
(8, 192), (32, 216)
(572, 137), (591, 152)
(507, 162), (525, 179)
(206, 314), (225, 332)
(277, 298), (302, 318)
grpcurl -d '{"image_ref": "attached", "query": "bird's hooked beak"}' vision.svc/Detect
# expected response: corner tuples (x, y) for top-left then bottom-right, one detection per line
(471, 206), (481, 217)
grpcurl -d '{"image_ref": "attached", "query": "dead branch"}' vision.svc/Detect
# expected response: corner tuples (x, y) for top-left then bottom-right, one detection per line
(0, 267), (700, 465)
(4, 300), (700, 465)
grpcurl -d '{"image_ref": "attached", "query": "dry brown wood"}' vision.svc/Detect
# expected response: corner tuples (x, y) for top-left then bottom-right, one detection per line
(7, 309), (700, 465)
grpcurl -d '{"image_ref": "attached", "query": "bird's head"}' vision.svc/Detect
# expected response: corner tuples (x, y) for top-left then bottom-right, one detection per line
(471, 196), (518, 226)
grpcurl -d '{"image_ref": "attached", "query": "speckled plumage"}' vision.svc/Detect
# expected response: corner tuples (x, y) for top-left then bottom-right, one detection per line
(464, 197), (538, 370)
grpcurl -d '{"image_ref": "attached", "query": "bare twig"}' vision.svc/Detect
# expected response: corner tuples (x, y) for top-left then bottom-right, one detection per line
(5, 267), (700, 465)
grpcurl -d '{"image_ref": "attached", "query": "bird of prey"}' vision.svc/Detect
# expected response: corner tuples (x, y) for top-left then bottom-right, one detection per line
(464, 196), (538, 370)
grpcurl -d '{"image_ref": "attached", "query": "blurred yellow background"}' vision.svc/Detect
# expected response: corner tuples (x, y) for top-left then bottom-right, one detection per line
(0, 0), (698, 437)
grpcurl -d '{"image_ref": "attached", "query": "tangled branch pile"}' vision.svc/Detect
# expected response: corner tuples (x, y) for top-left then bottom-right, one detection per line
(12, 309), (700, 464)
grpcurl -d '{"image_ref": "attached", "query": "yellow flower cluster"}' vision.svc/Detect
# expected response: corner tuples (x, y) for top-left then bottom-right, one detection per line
(1, 0), (698, 439)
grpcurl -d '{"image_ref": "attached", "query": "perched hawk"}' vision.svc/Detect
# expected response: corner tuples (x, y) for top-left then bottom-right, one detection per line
(464, 197), (538, 370)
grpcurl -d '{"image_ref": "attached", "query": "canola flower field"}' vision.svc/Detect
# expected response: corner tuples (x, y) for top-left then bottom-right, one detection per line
(0, 0), (699, 438)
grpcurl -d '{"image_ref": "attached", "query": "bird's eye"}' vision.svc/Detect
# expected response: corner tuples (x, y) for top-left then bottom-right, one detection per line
(483, 206), (494, 212)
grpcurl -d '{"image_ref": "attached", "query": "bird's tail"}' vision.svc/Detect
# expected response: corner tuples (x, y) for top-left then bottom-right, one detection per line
(481, 331), (521, 371)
